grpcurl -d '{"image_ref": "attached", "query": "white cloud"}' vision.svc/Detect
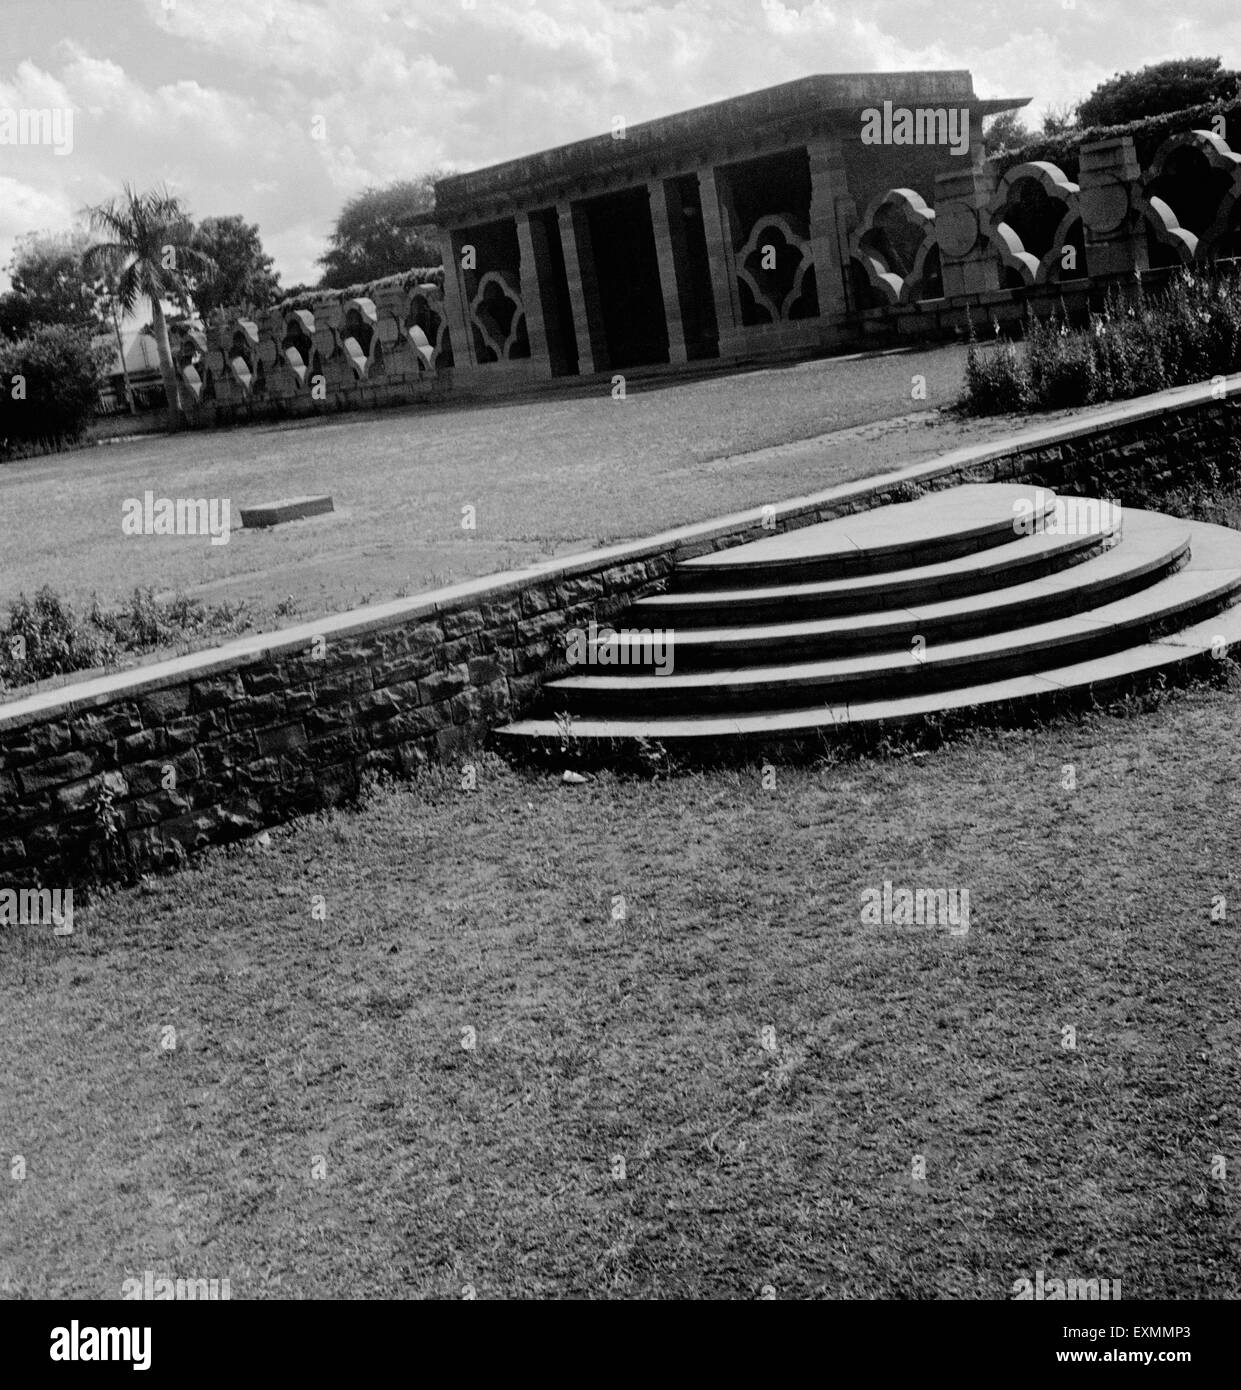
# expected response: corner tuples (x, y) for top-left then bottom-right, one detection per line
(0, 177), (76, 287)
(4, 0), (1241, 292)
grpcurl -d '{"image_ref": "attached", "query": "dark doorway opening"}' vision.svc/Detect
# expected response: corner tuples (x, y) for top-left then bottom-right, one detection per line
(527, 208), (578, 376)
(666, 175), (720, 359)
(582, 187), (669, 370)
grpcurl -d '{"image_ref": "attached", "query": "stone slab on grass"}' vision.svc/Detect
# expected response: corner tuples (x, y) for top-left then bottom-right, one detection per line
(239, 495), (334, 529)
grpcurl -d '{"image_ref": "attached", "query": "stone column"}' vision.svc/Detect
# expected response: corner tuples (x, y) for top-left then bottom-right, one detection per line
(647, 179), (689, 364)
(1079, 136), (1149, 280)
(934, 165), (1003, 299)
(806, 133), (852, 320)
(437, 227), (477, 368)
(515, 212), (554, 377)
(967, 110), (988, 169)
(697, 166), (741, 351)
(558, 201), (609, 376)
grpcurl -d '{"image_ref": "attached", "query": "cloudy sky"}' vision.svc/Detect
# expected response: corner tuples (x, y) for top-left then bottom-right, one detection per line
(2, 0), (1240, 292)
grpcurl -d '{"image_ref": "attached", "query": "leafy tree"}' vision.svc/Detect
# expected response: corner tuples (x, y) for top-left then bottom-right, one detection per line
(1041, 103), (1079, 137)
(4, 228), (136, 409)
(5, 229), (110, 334)
(983, 110), (1029, 155)
(189, 214), (281, 319)
(274, 282), (321, 306)
(317, 176), (441, 289)
(1077, 57), (1241, 129)
(0, 324), (112, 455)
(84, 184), (215, 432)
(0, 291), (34, 341)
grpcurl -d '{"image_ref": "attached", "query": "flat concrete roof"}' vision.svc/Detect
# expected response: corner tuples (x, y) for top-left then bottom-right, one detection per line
(434, 72), (1028, 220)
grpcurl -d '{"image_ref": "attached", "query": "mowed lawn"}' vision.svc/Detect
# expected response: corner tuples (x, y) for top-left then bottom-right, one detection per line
(2, 675), (1239, 1299)
(0, 345), (999, 636)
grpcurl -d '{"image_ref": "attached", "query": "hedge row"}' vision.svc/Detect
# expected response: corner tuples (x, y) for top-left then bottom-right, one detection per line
(992, 96), (1241, 182)
(270, 266), (446, 318)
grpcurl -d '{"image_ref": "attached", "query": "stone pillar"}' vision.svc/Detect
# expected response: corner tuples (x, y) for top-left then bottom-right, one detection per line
(558, 201), (608, 375)
(697, 166), (741, 351)
(515, 212), (554, 377)
(647, 179), (689, 364)
(967, 110), (988, 169)
(934, 165), (1003, 299)
(437, 227), (476, 368)
(1079, 136), (1149, 280)
(369, 283), (405, 382)
(806, 134), (852, 321)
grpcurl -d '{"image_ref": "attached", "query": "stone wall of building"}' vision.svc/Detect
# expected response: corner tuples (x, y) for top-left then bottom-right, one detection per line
(3, 375), (1240, 889)
(848, 127), (1241, 336)
(169, 120), (1241, 425)
(171, 269), (456, 428)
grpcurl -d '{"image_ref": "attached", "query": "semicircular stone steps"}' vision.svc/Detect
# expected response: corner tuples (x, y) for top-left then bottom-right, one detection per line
(585, 510), (1188, 669)
(638, 502), (1117, 624)
(676, 482), (1065, 584)
(496, 484), (1241, 751)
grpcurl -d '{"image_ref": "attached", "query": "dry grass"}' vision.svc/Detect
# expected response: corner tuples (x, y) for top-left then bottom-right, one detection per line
(3, 673), (1239, 1299)
(1, 344), (984, 645)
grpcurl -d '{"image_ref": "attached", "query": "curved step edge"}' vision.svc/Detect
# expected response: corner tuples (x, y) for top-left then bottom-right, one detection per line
(496, 599), (1241, 745)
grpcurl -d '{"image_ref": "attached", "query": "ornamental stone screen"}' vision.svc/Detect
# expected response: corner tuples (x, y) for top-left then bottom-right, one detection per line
(431, 70), (1021, 386)
(173, 70), (1241, 423)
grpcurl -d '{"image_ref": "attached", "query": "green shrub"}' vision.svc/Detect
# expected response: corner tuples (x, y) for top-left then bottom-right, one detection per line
(959, 267), (1241, 416)
(1025, 310), (1099, 408)
(0, 587), (117, 685)
(0, 324), (109, 458)
(962, 334), (1029, 414)
(92, 587), (249, 649)
(991, 96), (1241, 183)
(0, 585), (251, 692)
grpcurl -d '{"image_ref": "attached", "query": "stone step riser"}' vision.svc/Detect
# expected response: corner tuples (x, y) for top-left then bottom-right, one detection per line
(500, 600), (1241, 749)
(608, 548), (1185, 669)
(498, 495), (1241, 754)
(641, 534), (1111, 626)
(674, 519), (1051, 590)
(548, 583), (1241, 718)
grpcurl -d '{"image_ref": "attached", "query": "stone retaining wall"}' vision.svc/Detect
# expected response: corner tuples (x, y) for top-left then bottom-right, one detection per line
(3, 374), (1240, 888)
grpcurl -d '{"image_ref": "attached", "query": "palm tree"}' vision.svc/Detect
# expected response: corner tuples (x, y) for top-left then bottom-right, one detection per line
(83, 184), (214, 432)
